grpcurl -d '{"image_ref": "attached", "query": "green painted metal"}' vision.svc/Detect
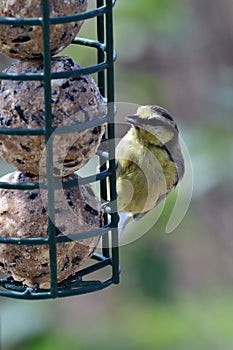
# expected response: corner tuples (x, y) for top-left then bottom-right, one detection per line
(0, 0), (119, 299)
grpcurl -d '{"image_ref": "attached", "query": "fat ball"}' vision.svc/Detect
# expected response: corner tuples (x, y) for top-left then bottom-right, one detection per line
(0, 171), (103, 288)
(0, 56), (106, 176)
(0, 0), (87, 59)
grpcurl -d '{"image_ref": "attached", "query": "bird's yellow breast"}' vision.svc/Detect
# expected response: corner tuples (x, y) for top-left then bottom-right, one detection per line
(116, 129), (177, 213)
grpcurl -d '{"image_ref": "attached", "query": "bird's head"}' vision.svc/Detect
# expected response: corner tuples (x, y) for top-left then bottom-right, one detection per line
(126, 105), (179, 146)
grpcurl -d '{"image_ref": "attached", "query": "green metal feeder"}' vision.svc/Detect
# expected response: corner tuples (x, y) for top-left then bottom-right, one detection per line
(0, 0), (119, 300)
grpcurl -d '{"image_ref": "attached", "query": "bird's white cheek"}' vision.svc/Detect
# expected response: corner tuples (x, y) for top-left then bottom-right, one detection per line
(150, 126), (173, 144)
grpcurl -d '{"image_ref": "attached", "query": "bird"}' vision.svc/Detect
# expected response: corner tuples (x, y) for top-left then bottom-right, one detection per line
(115, 105), (185, 220)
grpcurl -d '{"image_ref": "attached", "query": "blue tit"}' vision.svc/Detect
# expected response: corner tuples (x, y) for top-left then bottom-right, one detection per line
(116, 105), (185, 218)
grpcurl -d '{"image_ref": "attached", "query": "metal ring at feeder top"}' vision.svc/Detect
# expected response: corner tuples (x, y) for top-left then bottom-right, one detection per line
(0, 0), (116, 25)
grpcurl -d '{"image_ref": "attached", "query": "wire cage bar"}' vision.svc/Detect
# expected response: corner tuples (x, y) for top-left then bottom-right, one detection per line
(0, 0), (119, 300)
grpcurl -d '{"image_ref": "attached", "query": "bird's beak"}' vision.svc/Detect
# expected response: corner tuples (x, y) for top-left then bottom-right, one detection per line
(126, 114), (140, 126)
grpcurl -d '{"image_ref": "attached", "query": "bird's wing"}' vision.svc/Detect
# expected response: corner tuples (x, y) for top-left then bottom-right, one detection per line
(132, 191), (169, 221)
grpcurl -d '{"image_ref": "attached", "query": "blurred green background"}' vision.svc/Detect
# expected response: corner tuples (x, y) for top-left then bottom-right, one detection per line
(1, 0), (233, 349)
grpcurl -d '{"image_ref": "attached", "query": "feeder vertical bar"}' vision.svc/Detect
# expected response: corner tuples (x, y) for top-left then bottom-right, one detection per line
(97, 0), (105, 96)
(41, 0), (58, 297)
(97, 0), (110, 257)
(106, 0), (120, 283)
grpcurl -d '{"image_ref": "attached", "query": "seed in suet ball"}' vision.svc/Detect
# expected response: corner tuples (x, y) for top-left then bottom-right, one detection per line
(0, 0), (88, 59)
(0, 56), (106, 177)
(0, 171), (103, 288)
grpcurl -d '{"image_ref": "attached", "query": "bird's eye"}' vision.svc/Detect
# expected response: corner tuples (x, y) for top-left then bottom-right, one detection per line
(161, 112), (174, 122)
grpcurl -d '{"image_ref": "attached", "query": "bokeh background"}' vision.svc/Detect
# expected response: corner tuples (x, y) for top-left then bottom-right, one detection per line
(1, 0), (233, 349)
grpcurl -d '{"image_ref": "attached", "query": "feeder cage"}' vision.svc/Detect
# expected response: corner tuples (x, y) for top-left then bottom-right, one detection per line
(0, 0), (119, 300)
